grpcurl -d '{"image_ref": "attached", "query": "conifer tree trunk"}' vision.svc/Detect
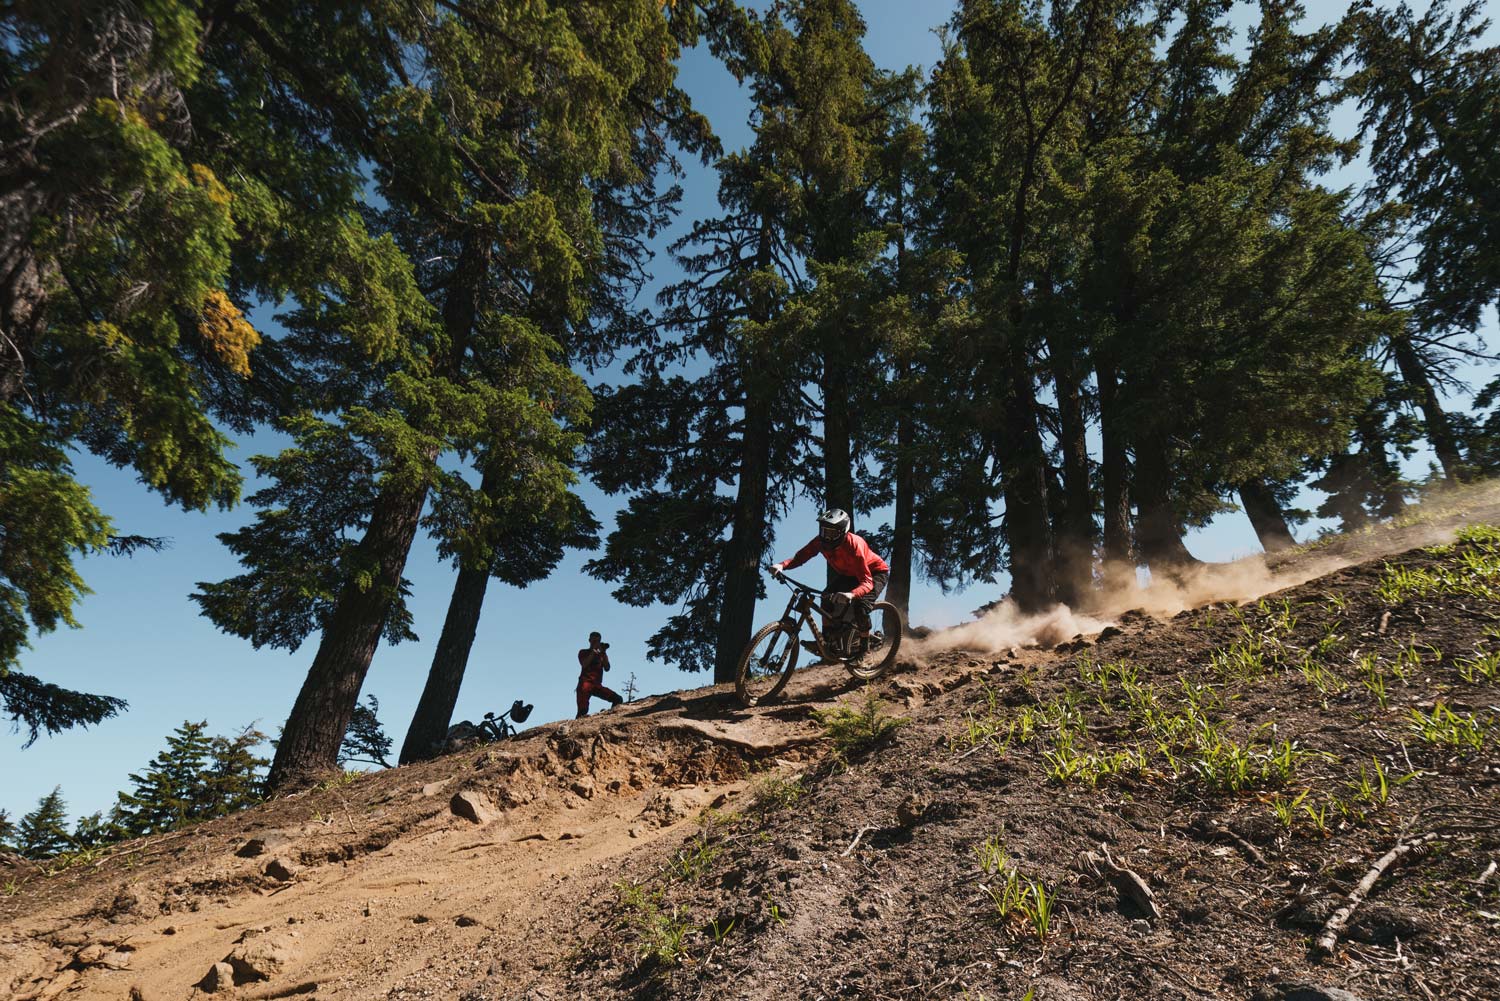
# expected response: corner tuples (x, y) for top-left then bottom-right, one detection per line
(1132, 428), (1199, 577)
(714, 391), (772, 684)
(888, 368), (914, 621)
(824, 354), (854, 517)
(1390, 333), (1465, 482)
(0, 189), (46, 405)
(998, 346), (1055, 612)
(1048, 332), (1094, 608)
(886, 180), (914, 621)
(1238, 478), (1295, 552)
(824, 348), (854, 594)
(267, 238), (486, 792)
(399, 462), (497, 765)
(996, 152), (1055, 612)
(266, 479), (429, 790)
(1096, 361), (1134, 592)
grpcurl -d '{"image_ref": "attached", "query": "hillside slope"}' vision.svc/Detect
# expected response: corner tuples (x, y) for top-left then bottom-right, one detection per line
(5, 502), (1500, 1001)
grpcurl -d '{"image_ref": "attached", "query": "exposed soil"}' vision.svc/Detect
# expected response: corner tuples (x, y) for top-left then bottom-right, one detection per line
(4, 499), (1500, 1001)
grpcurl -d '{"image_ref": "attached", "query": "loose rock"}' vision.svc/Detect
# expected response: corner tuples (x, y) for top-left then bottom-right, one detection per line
(236, 837), (272, 858)
(201, 961), (236, 993)
(263, 856), (300, 882)
(226, 932), (299, 981)
(450, 789), (498, 824)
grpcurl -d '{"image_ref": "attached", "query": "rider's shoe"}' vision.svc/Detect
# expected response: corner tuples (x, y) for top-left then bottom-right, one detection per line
(801, 640), (821, 658)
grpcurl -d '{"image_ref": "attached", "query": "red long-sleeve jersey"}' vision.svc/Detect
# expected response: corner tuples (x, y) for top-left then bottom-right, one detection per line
(776, 532), (890, 597)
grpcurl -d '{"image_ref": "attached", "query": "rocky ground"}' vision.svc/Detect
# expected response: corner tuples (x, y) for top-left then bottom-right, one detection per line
(4, 490), (1500, 1001)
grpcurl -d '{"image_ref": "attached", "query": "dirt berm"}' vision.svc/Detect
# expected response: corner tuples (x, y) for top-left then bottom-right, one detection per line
(5, 503), (1500, 1000)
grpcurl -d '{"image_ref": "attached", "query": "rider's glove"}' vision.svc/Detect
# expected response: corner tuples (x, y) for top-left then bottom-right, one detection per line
(770, 564), (785, 578)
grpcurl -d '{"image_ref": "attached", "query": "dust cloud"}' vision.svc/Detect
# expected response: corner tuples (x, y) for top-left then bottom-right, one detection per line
(906, 557), (1282, 660)
(904, 479), (1500, 661)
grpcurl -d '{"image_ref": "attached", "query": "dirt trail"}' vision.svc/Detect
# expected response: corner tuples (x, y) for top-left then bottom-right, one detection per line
(0, 661), (871, 1000)
(4, 488), (1499, 1000)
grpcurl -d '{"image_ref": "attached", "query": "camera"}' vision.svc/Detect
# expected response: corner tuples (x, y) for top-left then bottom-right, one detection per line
(598, 641), (610, 650)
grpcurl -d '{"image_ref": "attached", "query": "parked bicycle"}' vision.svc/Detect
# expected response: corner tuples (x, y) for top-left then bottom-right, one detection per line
(445, 699), (534, 751)
(734, 567), (904, 706)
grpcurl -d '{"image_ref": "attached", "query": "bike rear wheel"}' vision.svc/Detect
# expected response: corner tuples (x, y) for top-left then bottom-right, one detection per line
(735, 620), (800, 707)
(846, 601), (904, 681)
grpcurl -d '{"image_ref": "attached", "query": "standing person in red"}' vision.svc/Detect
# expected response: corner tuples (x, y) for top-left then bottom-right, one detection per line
(771, 509), (890, 654)
(576, 631), (624, 718)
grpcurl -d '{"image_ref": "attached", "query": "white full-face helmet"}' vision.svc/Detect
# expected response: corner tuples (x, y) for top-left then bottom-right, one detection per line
(817, 508), (851, 544)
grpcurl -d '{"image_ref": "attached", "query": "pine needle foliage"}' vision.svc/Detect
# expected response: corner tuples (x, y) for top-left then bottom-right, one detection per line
(15, 787), (71, 859)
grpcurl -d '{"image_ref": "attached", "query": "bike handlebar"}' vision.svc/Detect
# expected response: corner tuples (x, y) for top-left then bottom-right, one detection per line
(766, 565), (820, 595)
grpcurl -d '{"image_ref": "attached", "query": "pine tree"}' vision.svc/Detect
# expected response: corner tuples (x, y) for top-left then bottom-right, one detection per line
(1351, 0), (1500, 334)
(0, 807), (14, 853)
(196, 0), (721, 791)
(71, 812), (117, 851)
(586, 0), (896, 680)
(202, 726), (269, 819)
(925, 0), (1138, 606)
(0, 0), (428, 742)
(342, 697), (393, 769)
(1100, 2), (1389, 573)
(16, 787), (71, 859)
(114, 721), (214, 837)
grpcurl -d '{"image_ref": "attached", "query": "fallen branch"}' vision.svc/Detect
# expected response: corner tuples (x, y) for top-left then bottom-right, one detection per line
(841, 825), (875, 857)
(1378, 610), (1392, 635)
(1315, 832), (1440, 956)
(1474, 860), (1498, 891)
(1216, 826), (1267, 866)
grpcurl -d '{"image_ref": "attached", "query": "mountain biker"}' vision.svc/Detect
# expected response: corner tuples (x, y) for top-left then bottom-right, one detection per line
(771, 508), (890, 652)
(577, 631), (624, 718)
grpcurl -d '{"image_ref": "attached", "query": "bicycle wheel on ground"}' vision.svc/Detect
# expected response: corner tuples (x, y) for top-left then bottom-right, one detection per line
(846, 601), (904, 681)
(735, 620), (800, 707)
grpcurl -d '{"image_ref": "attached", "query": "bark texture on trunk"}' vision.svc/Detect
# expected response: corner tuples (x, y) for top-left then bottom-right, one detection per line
(266, 478), (429, 790)
(0, 187), (47, 404)
(1238, 478), (1295, 553)
(1096, 361), (1133, 593)
(1132, 430), (1198, 577)
(823, 347), (854, 591)
(886, 179), (914, 623)
(887, 391), (914, 621)
(1391, 333), (1465, 483)
(399, 561), (491, 764)
(998, 340), (1056, 612)
(713, 390), (772, 684)
(1048, 336), (1094, 608)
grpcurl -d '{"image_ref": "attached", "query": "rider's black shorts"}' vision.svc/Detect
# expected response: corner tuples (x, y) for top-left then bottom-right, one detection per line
(824, 571), (888, 621)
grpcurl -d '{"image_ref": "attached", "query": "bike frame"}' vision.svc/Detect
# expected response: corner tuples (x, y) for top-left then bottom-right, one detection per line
(477, 711), (516, 741)
(773, 573), (843, 660)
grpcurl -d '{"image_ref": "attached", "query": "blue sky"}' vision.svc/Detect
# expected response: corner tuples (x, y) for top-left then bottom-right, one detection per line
(4, 0), (1497, 825)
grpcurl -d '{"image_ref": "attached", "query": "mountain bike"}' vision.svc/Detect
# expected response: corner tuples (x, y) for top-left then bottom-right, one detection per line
(734, 567), (904, 707)
(445, 699), (534, 751)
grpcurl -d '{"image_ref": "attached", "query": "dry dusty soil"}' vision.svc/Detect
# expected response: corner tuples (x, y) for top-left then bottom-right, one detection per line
(5, 497), (1500, 1001)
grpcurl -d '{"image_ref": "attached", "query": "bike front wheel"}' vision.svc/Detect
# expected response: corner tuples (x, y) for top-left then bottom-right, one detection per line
(735, 620), (801, 707)
(846, 601), (905, 681)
